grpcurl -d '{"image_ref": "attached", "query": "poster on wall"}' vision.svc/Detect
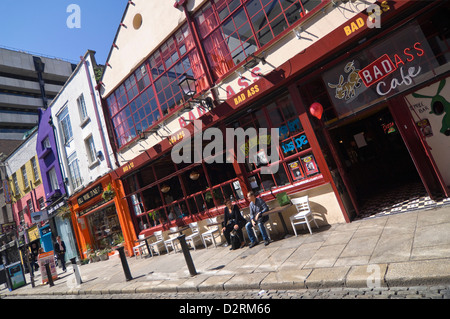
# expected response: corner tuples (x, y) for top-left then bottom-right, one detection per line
(416, 119), (433, 137)
(38, 251), (58, 284)
(405, 77), (450, 185)
(301, 155), (319, 176)
(288, 160), (304, 181)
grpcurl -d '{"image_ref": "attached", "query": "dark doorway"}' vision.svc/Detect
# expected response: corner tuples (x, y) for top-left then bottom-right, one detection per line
(329, 106), (425, 214)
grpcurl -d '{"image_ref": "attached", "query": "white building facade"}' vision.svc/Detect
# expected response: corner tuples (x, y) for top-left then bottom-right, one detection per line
(51, 50), (116, 197)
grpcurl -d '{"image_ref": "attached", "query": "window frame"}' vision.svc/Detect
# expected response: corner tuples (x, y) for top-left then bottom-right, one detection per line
(58, 106), (73, 145)
(67, 152), (83, 190)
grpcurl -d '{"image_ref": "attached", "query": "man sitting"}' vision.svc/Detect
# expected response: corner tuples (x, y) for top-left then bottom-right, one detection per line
(245, 191), (270, 248)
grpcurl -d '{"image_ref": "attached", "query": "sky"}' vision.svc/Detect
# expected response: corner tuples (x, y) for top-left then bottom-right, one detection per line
(0, 0), (126, 65)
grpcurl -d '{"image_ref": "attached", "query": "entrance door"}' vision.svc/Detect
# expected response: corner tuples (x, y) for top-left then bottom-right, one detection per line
(388, 96), (449, 198)
(328, 106), (423, 208)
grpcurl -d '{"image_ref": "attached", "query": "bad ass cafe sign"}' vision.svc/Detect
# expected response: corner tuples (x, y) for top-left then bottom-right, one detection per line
(324, 21), (438, 118)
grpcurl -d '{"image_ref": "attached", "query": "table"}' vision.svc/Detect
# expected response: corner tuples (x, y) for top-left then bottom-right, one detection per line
(262, 204), (293, 239)
(168, 225), (190, 235)
(134, 234), (154, 257)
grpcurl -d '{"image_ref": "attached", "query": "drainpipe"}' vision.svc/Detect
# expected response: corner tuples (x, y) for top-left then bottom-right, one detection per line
(80, 55), (112, 170)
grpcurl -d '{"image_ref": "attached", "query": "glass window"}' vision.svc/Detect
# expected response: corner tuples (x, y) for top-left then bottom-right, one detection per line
(48, 167), (59, 192)
(68, 152), (82, 190)
(31, 157), (39, 181)
(21, 166), (29, 189)
(12, 173), (19, 194)
(85, 135), (97, 164)
(58, 107), (73, 144)
(77, 94), (88, 122)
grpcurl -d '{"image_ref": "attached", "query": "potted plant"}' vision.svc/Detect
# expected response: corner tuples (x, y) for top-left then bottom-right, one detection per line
(89, 250), (100, 263)
(102, 183), (116, 201)
(56, 205), (71, 220)
(99, 248), (111, 261)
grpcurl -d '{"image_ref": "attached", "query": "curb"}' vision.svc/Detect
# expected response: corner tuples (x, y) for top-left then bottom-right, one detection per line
(2, 258), (450, 297)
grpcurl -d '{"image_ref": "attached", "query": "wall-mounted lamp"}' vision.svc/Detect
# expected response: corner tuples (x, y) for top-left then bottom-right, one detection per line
(189, 170), (200, 181)
(178, 73), (214, 111)
(161, 184), (171, 193)
(243, 53), (266, 70)
(293, 26), (303, 39)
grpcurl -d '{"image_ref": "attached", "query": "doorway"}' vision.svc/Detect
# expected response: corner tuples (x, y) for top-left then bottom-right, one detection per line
(329, 106), (426, 217)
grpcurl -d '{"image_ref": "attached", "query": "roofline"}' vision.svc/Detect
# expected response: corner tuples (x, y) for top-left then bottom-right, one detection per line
(99, 1), (133, 85)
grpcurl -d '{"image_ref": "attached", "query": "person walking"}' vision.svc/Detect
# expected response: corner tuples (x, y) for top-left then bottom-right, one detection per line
(54, 236), (67, 272)
(222, 199), (246, 250)
(245, 191), (270, 248)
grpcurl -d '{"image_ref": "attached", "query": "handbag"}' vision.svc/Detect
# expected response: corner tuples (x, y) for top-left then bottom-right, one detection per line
(230, 230), (241, 250)
(276, 192), (291, 206)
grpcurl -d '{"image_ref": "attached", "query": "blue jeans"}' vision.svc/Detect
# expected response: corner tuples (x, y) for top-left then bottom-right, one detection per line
(246, 221), (269, 243)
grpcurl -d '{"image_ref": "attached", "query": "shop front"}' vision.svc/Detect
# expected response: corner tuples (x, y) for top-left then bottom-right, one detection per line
(69, 174), (136, 258)
(112, 81), (350, 241)
(296, 1), (450, 216)
(104, 0), (450, 242)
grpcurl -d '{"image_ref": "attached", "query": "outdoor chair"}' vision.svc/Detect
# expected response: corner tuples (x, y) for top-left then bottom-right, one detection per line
(185, 222), (201, 250)
(133, 234), (150, 258)
(201, 217), (220, 249)
(164, 226), (180, 254)
(149, 230), (166, 255)
(290, 196), (319, 235)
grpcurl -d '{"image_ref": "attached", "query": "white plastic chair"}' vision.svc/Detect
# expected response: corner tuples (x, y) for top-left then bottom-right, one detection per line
(185, 222), (201, 250)
(149, 230), (166, 255)
(164, 226), (180, 254)
(133, 234), (150, 258)
(202, 217), (220, 249)
(290, 196), (319, 235)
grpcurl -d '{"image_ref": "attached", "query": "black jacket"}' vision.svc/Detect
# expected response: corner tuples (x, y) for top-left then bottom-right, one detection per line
(223, 204), (247, 229)
(54, 240), (66, 256)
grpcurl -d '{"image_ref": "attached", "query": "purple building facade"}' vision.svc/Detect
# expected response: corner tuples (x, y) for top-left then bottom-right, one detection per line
(36, 107), (67, 216)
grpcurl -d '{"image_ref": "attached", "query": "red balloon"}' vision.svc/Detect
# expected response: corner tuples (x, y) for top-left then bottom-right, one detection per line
(310, 102), (324, 119)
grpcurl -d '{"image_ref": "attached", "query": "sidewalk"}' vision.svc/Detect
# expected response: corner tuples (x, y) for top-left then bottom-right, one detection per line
(2, 204), (450, 297)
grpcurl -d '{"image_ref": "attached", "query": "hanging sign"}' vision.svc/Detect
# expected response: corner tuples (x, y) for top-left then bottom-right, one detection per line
(323, 21), (438, 119)
(77, 184), (103, 206)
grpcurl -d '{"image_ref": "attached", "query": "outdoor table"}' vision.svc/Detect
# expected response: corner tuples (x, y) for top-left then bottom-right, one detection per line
(262, 204), (293, 239)
(168, 225), (190, 235)
(134, 234), (154, 257)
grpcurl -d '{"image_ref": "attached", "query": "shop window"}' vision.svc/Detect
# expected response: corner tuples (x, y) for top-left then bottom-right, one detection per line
(87, 206), (123, 250)
(419, 6), (450, 66)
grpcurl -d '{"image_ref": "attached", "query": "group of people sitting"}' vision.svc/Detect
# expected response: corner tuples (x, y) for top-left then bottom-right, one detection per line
(221, 191), (271, 250)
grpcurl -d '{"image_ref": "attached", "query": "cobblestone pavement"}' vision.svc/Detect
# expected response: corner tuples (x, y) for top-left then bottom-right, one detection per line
(3, 285), (450, 299)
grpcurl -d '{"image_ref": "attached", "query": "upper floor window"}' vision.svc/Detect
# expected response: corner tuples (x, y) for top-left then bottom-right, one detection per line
(48, 167), (59, 192)
(107, 22), (208, 148)
(77, 94), (89, 122)
(68, 152), (83, 190)
(195, 0), (322, 79)
(21, 166), (29, 189)
(58, 107), (73, 144)
(106, 1), (322, 149)
(12, 173), (19, 195)
(31, 157), (39, 181)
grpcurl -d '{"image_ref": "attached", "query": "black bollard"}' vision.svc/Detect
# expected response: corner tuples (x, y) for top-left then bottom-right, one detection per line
(116, 246), (133, 281)
(177, 234), (197, 276)
(70, 257), (82, 285)
(45, 263), (54, 287)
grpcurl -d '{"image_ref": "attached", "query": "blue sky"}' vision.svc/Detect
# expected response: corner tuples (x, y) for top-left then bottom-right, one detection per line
(0, 0), (126, 65)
